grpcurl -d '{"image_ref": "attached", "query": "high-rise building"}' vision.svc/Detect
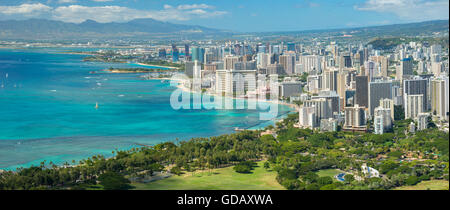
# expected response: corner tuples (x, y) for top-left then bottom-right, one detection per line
(184, 44), (190, 60)
(257, 53), (272, 69)
(234, 61), (256, 70)
(215, 69), (256, 97)
(323, 69), (339, 92)
(343, 55), (352, 68)
(396, 57), (413, 80)
(193, 60), (202, 79)
(158, 48), (167, 58)
(379, 98), (395, 120)
(364, 60), (378, 81)
(185, 61), (195, 78)
(192, 47), (205, 63)
(345, 90), (356, 107)
(431, 62), (443, 77)
(374, 106), (393, 134)
(279, 54), (296, 75)
(307, 75), (323, 94)
(418, 61), (427, 74)
(287, 43), (296, 52)
(405, 94), (423, 119)
(355, 76), (368, 108)
(224, 56), (240, 70)
(337, 71), (349, 110)
(344, 104), (366, 131)
(392, 84), (403, 106)
(304, 98), (332, 125)
(266, 63), (284, 75)
(431, 76), (449, 121)
(370, 56), (389, 78)
(368, 80), (392, 116)
(312, 90), (341, 115)
(417, 113), (429, 131)
(298, 55), (322, 73)
(279, 82), (302, 98)
(299, 106), (316, 128)
(172, 44), (179, 62)
(403, 78), (428, 111)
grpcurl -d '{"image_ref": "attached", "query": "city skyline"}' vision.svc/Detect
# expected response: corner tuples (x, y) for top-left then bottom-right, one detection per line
(0, 0), (449, 32)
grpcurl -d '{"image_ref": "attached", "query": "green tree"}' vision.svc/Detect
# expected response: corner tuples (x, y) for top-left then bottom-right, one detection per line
(98, 172), (131, 190)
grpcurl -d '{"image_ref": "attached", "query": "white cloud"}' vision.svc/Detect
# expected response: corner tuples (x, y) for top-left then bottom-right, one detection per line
(0, 3), (51, 15)
(58, 0), (77, 3)
(177, 4), (214, 10)
(355, 0), (449, 21)
(0, 3), (227, 23)
(53, 5), (149, 23)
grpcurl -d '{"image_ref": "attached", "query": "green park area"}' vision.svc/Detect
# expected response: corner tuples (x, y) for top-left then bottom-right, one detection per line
(316, 169), (342, 178)
(394, 180), (449, 190)
(132, 161), (284, 190)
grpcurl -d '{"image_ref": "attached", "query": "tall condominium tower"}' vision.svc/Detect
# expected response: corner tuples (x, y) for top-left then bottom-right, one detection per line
(431, 76), (449, 121)
(368, 80), (392, 116)
(279, 54), (296, 75)
(405, 94), (423, 119)
(355, 76), (369, 108)
(403, 78), (428, 111)
(323, 69), (339, 92)
(396, 57), (413, 80)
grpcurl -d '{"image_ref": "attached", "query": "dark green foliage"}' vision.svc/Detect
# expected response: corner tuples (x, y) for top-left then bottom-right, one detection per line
(344, 174), (355, 183)
(317, 176), (333, 186)
(405, 176), (420, 186)
(394, 105), (405, 121)
(233, 161), (257, 173)
(305, 183), (320, 190)
(98, 172), (131, 190)
(388, 151), (403, 159)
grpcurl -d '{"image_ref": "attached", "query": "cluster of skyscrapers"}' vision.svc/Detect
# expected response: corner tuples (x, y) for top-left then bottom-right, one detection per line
(156, 40), (449, 134)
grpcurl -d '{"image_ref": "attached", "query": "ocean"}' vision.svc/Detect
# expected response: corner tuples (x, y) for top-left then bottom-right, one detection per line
(0, 48), (293, 170)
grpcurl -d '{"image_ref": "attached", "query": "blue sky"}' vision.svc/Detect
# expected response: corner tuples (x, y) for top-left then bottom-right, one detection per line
(0, 0), (448, 32)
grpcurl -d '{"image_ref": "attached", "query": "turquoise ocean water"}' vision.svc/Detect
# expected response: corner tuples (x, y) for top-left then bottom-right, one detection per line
(0, 48), (293, 170)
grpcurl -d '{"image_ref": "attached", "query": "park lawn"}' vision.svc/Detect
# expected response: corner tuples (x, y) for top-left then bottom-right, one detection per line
(132, 161), (285, 190)
(394, 180), (449, 190)
(316, 169), (342, 178)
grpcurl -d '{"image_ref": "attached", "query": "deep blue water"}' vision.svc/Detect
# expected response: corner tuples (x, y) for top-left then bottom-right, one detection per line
(0, 48), (292, 170)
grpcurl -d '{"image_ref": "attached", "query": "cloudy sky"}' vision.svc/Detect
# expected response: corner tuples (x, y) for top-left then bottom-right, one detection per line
(0, 0), (448, 32)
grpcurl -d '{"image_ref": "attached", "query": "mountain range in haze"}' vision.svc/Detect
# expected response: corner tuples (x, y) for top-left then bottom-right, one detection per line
(0, 18), (448, 40)
(0, 18), (225, 40)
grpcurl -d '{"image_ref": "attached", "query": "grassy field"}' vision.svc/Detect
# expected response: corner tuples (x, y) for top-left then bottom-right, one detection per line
(394, 180), (449, 190)
(132, 161), (285, 190)
(316, 169), (342, 178)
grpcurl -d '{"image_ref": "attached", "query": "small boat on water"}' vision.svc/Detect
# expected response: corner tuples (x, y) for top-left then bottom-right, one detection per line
(95, 102), (99, 109)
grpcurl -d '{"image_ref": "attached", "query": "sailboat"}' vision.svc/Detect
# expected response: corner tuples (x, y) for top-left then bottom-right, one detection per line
(95, 102), (99, 109)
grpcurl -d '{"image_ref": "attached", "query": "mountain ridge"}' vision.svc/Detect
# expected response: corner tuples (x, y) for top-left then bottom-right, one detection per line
(0, 18), (224, 40)
(0, 18), (448, 40)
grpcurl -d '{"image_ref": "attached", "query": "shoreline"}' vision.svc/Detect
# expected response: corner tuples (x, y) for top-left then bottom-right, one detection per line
(169, 79), (298, 111)
(157, 77), (298, 127)
(135, 63), (179, 70)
